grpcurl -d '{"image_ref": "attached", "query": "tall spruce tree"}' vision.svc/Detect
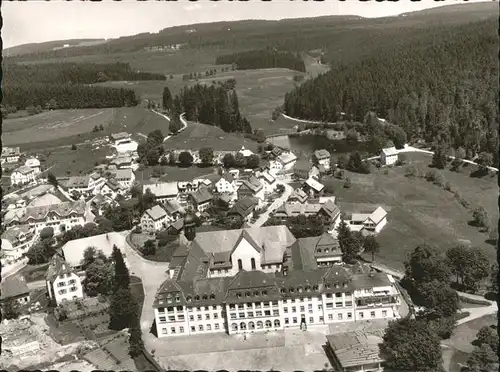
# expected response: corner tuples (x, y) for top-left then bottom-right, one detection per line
(162, 86), (173, 111)
(112, 245), (130, 291)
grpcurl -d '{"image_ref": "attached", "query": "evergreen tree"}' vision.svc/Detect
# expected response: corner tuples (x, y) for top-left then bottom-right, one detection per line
(109, 287), (139, 331)
(112, 245), (130, 291)
(162, 86), (173, 111)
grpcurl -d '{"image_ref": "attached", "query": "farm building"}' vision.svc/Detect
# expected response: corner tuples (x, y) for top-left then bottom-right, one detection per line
(346, 206), (388, 234)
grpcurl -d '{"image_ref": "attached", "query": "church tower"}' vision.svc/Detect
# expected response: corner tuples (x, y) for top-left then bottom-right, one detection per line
(183, 212), (196, 242)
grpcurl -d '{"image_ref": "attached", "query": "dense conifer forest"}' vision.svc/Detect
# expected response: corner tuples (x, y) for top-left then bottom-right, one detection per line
(215, 49), (306, 72)
(284, 18), (499, 161)
(2, 62), (163, 110)
(172, 83), (252, 133)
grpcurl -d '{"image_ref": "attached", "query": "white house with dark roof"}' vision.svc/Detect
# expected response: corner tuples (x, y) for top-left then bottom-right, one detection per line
(215, 173), (237, 194)
(144, 182), (179, 202)
(188, 187), (213, 213)
(268, 151), (298, 177)
(380, 147), (398, 166)
(237, 176), (265, 204)
(303, 176), (325, 196)
(313, 149), (331, 170)
(110, 155), (133, 169)
(1, 226), (35, 264)
(288, 188), (309, 204)
(141, 205), (168, 232)
(25, 158), (41, 174)
(162, 199), (184, 224)
(10, 165), (37, 186)
(347, 206), (388, 234)
(100, 178), (128, 199)
(46, 254), (84, 305)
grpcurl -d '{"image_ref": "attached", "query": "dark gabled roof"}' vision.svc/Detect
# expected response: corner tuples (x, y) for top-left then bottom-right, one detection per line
(319, 200), (341, 220)
(229, 196), (258, 218)
(228, 270), (273, 290)
(294, 159), (312, 172)
(239, 176), (263, 193)
(0, 275), (30, 301)
(190, 187), (213, 204)
(46, 253), (76, 282)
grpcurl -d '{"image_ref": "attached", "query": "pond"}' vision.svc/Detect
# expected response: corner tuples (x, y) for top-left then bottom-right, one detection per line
(287, 134), (371, 156)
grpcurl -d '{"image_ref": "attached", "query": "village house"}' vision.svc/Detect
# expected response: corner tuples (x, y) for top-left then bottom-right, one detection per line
(1, 226), (35, 264)
(228, 196), (259, 222)
(215, 173), (238, 194)
(188, 187), (213, 213)
(1, 146), (21, 164)
(111, 132), (138, 153)
(153, 222), (401, 338)
(10, 165), (37, 186)
(293, 159), (313, 180)
(273, 199), (341, 229)
(238, 146), (254, 158)
(346, 206), (388, 234)
(303, 176), (325, 197)
(110, 132), (131, 146)
(90, 194), (118, 216)
(256, 171), (276, 194)
(46, 254), (84, 305)
(162, 199), (183, 224)
(110, 169), (135, 189)
(141, 205), (169, 233)
(177, 180), (203, 194)
(237, 176), (265, 204)
(109, 155), (133, 169)
(4, 200), (86, 235)
(288, 188), (309, 204)
(24, 158), (41, 174)
(325, 329), (386, 372)
(313, 149), (331, 170)
(380, 147), (398, 166)
(0, 275), (30, 306)
(144, 182), (179, 202)
(272, 151), (298, 175)
(26, 192), (62, 208)
(99, 178), (128, 199)
(67, 173), (105, 197)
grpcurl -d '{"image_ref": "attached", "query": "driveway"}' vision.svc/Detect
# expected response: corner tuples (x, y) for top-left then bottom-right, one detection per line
(251, 183), (293, 228)
(149, 111), (188, 142)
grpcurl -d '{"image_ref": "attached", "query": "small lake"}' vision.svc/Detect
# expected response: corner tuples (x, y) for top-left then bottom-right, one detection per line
(270, 134), (371, 157)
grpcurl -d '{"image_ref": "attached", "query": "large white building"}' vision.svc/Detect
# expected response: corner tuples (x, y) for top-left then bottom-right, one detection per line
(215, 173), (238, 194)
(10, 165), (37, 186)
(4, 200), (86, 235)
(110, 169), (135, 189)
(1, 226), (35, 264)
(1, 146), (21, 164)
(153, 223), (401, 338)
(67, 173), (105, 197)
(141, 205), (168, 232)
(46, 254), (84, 305)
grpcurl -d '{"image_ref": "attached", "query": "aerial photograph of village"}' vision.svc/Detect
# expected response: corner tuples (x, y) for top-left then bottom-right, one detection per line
(1, 1), (498, 371)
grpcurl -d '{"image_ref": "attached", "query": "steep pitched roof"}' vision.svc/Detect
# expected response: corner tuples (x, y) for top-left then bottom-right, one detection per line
(0, 275), (30, 300)
(314, 149), (331, 160)
(144, 205), (167, 221)
(368, 206), (387, 225)
(326, 330), (385, 369)
(239, 176), (263, 193)
(229, 196), (258, 218)
(46, 254), (76, 282)
(190, 187), (213, 204)
(232, 229), (262, 254)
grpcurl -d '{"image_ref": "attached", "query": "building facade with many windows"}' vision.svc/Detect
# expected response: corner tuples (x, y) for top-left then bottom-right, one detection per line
(153, 223), (401, 338)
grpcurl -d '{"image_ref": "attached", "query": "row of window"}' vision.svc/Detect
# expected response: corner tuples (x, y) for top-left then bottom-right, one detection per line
(161, 322), (224, 335)
(57, 279), (77, 287)
(230, 309), (279, 319)
(58, 287), (78, 295)
(228, 301), (278, 310)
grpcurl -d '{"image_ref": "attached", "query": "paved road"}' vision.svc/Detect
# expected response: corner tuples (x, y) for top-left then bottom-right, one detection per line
(119, 231), (170, 351)
(27, 279), (47, 290)
(250, 183), (293, 228)
(149, 111), (188, 142)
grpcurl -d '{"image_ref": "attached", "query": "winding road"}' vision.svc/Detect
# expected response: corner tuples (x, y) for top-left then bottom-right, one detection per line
(250, 183), (294, 228)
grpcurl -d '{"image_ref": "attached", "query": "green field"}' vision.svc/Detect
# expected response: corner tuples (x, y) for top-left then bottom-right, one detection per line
(327, 153), (497, 271)
(135, 165), (216, 184)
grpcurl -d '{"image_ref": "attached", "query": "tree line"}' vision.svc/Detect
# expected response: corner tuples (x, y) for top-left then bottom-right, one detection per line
(283, 18), (499, 164)
(2, 62), (165, 112)
(171, 83), (252, 133)
(215, 49), (306, 72)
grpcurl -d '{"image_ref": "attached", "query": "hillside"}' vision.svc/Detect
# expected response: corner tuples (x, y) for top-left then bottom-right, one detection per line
(283, 16), (499, 163)
(6, 2), (496, 65)
(4, 38), (107, 57)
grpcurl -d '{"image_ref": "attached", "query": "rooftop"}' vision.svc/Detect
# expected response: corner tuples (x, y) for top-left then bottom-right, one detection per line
(144, 182), (178, 197)
(1, 275), (30, 301)
(382, 147), (398, 156)
(314, 149), (331, 160)
(144, 205), (167, 221)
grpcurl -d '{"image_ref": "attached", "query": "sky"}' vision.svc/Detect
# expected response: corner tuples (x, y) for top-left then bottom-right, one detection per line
(2, 0), (490, 49)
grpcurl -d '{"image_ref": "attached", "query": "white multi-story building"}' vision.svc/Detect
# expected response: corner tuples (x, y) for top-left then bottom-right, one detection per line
(111, 132), (138, 153)
(256, 171), (276, 194)
(10, 166), (37, 186)
(4, 200), (86, 235)
(144, 182), (179, 203)
(153, 224), (401, 338)
(24, 158), (41, 174)
(347, 206), (388, 235)
(141, 205), (168, 232)
(67, 173), (105, 197)
(215, 173), (237, 194)
(46, 254), (84, 305)
(1, 226), (35, 264)
(99, 178), (128, 199)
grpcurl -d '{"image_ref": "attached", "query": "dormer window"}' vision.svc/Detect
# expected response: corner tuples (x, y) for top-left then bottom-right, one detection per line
(262, 290), (268, 296)
(317, 249), (322, 253)
(343, 282), (348, 288)
(290, 288), (295, 293)
(335, 284), (339, 289)
(210, 294), (216, 300)
(186, 296), (192, 302)
(245, 291), (251, 297)
(280, 288), (286, 293)
(325, 283), (331, 289)
(298, 287), (303, 293)
(237, 292), (242, 298)
(175, 296), (180, 302)
(305, 286), (311, 292)
(195, 295), (200, 301)
(202, 295), (208, 300)
(325, 249), (329, 253)
(312, 285), (319, 291)
(254, 291), (259, 296)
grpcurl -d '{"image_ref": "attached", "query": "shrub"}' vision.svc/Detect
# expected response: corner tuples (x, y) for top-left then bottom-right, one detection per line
(383, 169), (389, 175)
(458, 296), (491, 306)
(444, 181), (452, 191)
(71, 144), (77, 151)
